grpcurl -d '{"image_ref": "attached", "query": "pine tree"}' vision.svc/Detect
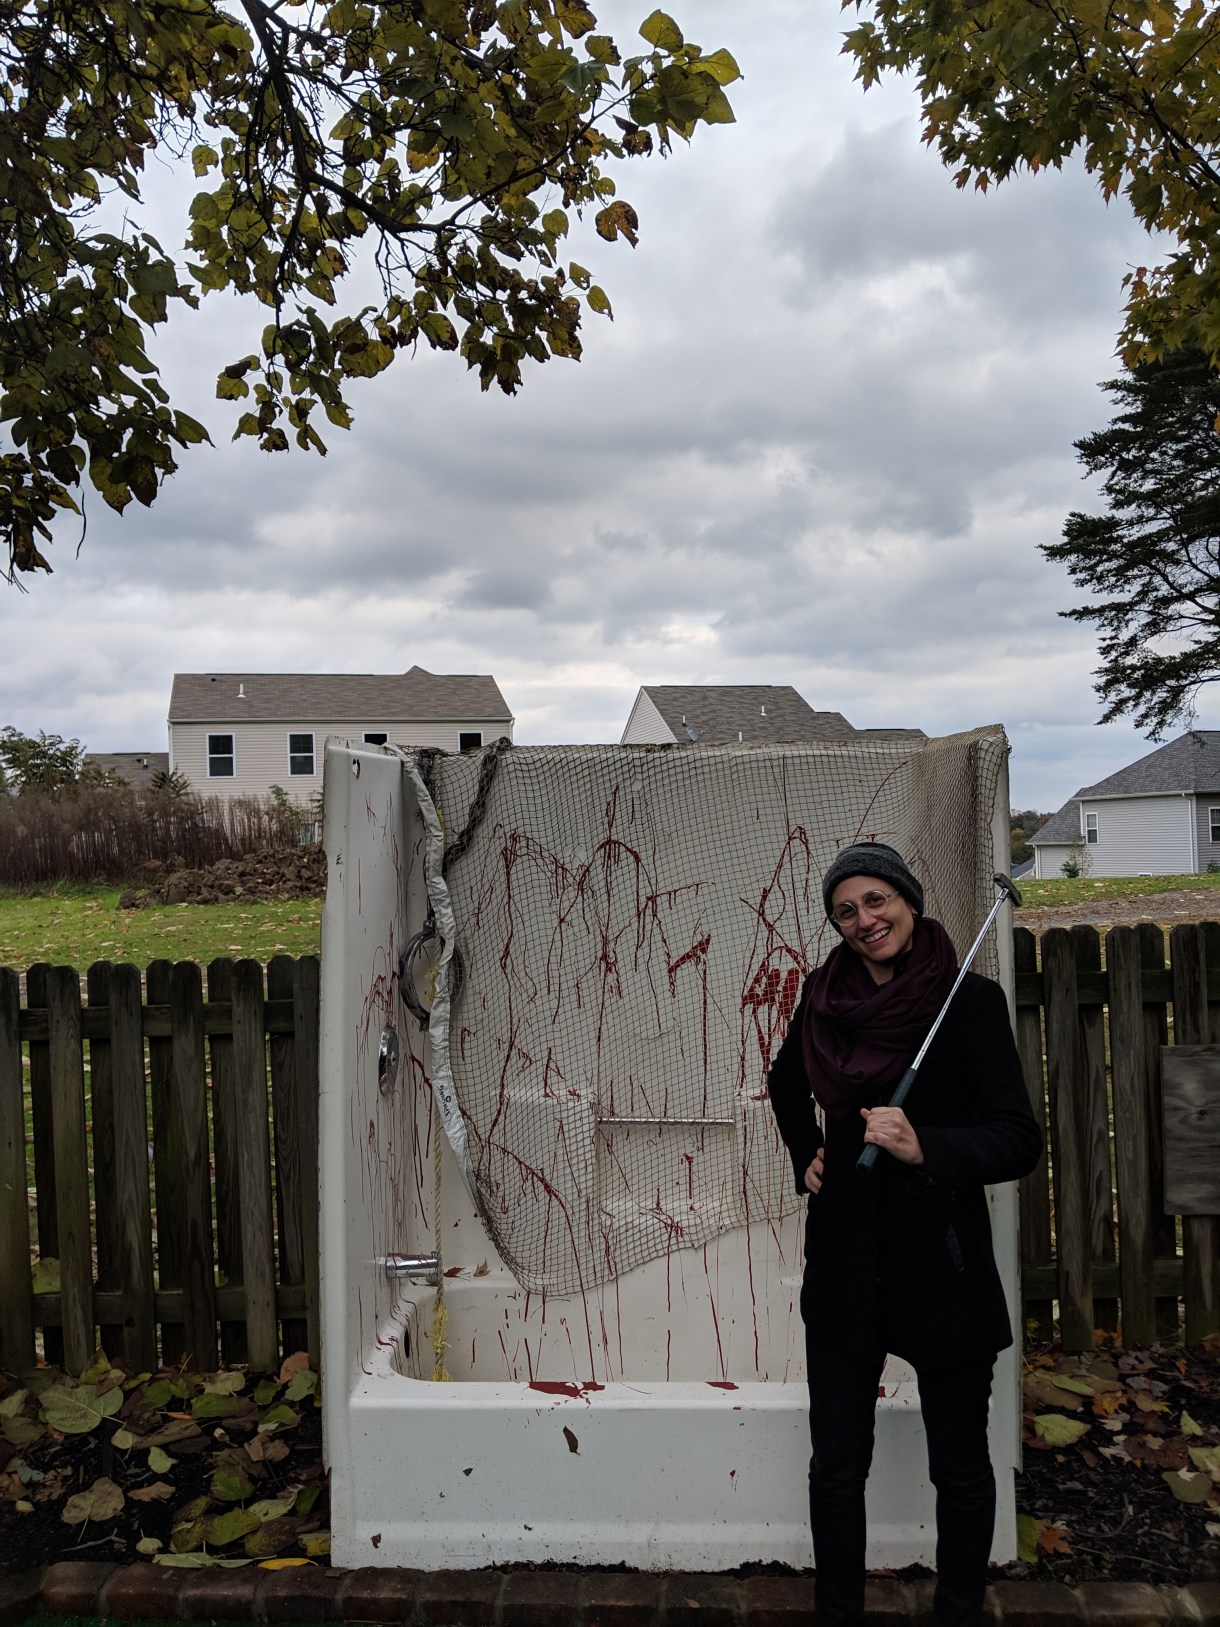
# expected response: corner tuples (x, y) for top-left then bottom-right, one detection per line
(1042, 349), (1220, 737)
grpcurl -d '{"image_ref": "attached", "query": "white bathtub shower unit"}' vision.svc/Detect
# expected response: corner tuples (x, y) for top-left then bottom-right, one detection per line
(320, 733), (1023, 1571)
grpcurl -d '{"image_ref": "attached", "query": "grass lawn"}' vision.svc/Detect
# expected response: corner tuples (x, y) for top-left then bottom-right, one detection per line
(1015, 871), (1220, 910)
(0, 884), (323, 969)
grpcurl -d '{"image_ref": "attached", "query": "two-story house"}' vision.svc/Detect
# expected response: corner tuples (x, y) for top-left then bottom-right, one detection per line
(168, 666), (513, 803)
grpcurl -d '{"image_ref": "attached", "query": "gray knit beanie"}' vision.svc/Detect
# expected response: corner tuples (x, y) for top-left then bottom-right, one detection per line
(822, 841), (924, 919)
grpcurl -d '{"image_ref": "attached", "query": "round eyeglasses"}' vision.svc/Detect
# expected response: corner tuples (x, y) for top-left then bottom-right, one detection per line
(831, 888), (900, 926)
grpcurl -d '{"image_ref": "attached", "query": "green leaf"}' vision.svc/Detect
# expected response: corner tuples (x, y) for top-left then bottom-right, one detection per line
(112, 1428), (136, 1449)
(1016, 1512), (1040, 1565)
(0, 1389), (29, 1418)
(1181, 1410), (1204, 1437)
(260, 1403), (301, 1432)
(193, 1391), (246, 1418)
(41, 1383), (123, 1435)
(207, 1507), (261, 1546)
(569, 262), (592, 289)
(201, 1372), (246, 1396)
(1050, 1375), (1094, 1396)
(149, 1446), (175, 1474)
(1032, 1413), (1091, 1446)
(32, 1257), (60, 1293)
(697, 48), (741, 86)
(283, 1369), (319, 1403)
(1163, 1468), (1212, 1504)
(211, 1464), (256, 1502)
(154, 1554), (255, 1568)
(136, 1537), (164, 1556)
(62, 1476), (124, 1525)
(639, 10), (683, 50)
(587, 286), (613, 317)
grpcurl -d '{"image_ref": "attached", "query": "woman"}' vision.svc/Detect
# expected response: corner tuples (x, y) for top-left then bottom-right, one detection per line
(767, 842), (1042, 1627)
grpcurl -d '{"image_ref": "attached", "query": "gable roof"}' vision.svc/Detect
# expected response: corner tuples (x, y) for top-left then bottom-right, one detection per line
(633, 685), (856, 745)
(1029, 800), (1082, 847)
(1077, 730), (1220, 799)
(87, 751), (169, 786)
(169, 666), (512, 724)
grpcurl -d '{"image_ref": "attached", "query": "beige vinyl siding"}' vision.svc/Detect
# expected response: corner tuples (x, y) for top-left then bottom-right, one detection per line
(1194, 795), (1220, 871)
(1080, 794), (1195, 876)
(621, 691), (676, 745)
(170, 718), (509, 801)
(1034, 844), (1074, 880)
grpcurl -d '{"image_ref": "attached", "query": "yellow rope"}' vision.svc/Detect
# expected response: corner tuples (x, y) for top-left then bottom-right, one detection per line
(430, 1128), (451, 1381)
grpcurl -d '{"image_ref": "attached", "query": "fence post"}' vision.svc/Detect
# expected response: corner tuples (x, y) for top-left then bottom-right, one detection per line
(0, 966), (34, 1371)
(87, 962), (124, 1359)
(1107, 926), (1155, 1348)
(1170, 924), (1220, 1343)
(47, 965), (94, 1373)
(1041, 928), (1093, 1349)
(268, 956), (306, 1357)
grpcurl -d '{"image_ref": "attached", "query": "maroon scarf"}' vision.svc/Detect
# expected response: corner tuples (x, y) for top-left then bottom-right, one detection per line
(801, 917), (959, 1119)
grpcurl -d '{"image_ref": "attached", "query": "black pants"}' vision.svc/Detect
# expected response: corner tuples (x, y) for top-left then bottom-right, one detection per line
(807, 1339), (997, 1627)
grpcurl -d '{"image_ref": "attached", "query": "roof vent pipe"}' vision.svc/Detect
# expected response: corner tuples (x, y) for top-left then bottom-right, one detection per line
(738, 731), (743, 742)
(238, 683), (246, 699)
(760, 704), (766, 715)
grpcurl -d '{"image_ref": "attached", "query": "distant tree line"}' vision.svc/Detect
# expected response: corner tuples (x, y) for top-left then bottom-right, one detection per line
(0, 727), (313, 887)
(1011, 809), (1051, 868)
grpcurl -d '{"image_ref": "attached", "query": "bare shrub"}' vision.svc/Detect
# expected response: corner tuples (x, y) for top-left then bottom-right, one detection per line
(0, 785), (310, 886)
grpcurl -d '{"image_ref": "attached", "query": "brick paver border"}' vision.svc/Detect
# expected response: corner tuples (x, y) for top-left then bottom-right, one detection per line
(1, 1565), (1219, 1627)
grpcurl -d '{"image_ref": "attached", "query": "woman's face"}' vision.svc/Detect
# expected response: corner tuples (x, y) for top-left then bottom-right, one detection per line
(829, 875), (918, 984)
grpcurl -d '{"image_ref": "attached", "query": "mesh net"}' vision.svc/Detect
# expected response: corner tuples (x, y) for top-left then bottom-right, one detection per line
(424, 727), (1008, 1296)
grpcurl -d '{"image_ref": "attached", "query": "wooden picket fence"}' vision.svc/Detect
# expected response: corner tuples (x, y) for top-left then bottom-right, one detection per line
(0, 956), (319, 1378)
(1016, 921), (1220, 1350)
(3, 925), (1220, 1374)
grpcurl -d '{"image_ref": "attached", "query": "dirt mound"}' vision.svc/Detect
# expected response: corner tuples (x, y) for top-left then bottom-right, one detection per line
(118, 846), (326, 909)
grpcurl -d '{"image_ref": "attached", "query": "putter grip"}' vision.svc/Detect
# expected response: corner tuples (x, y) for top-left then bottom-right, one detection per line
(856, 1063), (919, 1174)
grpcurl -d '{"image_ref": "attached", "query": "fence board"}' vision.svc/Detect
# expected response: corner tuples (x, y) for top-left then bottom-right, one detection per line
(1042, 928), (1093, 1349)
(1169, 925), (1220, 1343)
(171, 960), (218, 1370)
(87, 963), (123, 1359)
(269, 956), (306, 1357)
(1107, 926), (1155, 1348)
(207, 958), (246, 1366)
(1137, 923), (1180, 1339)
(294, 956), (321, 1368)
(1013, 927), (1052, 1336)
(147, 959), (183, 1363)
(27, 963), (61, 1366)
(0, 965), (34, 1371)
(232, 959), (278, 1372)
(109, 963), (157, 1370)
(47, 966), (94, 1373)
(1072, 926), (1117, 1332)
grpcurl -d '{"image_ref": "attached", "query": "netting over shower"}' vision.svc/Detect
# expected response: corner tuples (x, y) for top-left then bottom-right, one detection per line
(414, 727), (1008, 1296)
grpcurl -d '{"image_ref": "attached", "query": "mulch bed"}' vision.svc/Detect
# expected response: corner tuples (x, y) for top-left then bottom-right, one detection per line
(4, 1341), (1220, 1584)
(1005, 1336), (1220, 1586)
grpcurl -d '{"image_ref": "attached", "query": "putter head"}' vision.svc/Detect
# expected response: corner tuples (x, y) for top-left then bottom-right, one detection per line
(993, 871), (1022, 909)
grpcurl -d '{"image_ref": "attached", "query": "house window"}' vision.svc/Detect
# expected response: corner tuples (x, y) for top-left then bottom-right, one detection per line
(1085, 812), (1099, 844)
(288, 732), (316, 777)
(458, 731), (483, 752)
(364, 731), (388, 746)
(1211, 808), (1220, 844)
(207, 734), (235, 778)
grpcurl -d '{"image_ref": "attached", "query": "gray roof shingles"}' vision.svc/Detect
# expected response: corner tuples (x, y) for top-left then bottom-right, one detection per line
(1076, 730), (1220, 798)
(170, 665), (512, 724)
(641, 685), (857, 745)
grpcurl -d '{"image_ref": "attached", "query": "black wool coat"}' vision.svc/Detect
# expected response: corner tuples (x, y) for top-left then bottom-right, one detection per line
(768, 970), (1043, 1369)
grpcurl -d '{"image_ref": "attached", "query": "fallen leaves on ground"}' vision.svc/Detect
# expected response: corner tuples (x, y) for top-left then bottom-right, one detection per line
(0, 1349), (327, 1573)
(1013, 1334), (1220, 1585)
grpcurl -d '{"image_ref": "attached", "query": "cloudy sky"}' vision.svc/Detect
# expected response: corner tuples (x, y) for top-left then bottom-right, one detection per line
(0, 0), (1203, 813)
